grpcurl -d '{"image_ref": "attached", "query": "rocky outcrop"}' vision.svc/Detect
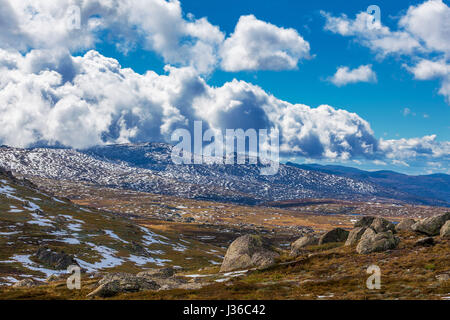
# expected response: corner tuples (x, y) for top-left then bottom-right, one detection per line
(395, 219), (416, 232)
(290, 234), (319, 256)
(440, 220), (450, 239)
(352, 216), (396, 233)
(127, 241), (152, 257)
(354, 216), (376, 228)
(412, 212), (450, 236)
(356, 229), (400, 254)
(137, 267), (175, 279)
(345, 227), (367, 246)
(88, 273), (160, 298)
(318, 228), (349, 245)
(13, 279), (44, 288)
(87, 268), (206, 298)
(220, 235), (279, 273)
(348, 216), (400, 253)
(33, 247), (78, 270)
(371, 217), (396, 233)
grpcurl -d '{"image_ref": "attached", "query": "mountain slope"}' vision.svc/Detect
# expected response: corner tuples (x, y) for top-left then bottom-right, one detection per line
(0, 144), (410, 205)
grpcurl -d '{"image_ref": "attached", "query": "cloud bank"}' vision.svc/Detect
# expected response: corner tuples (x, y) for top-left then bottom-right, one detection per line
(0, 48), (448, 166)
(0, 49), (374, 159)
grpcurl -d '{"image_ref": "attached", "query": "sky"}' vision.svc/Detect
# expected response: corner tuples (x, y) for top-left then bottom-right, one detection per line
(0, 0), (449, 175)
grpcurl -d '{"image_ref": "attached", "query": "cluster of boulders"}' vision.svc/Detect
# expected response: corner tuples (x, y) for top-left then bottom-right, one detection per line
(290, 227), (349, 256)
(87, 267), (204, 298)
(411, 212), (450, 236)
(346, 216), (399, 254)
(288, 212), (450, 256)
(11, 248), (79, 289)
(222, 213), (450, 268)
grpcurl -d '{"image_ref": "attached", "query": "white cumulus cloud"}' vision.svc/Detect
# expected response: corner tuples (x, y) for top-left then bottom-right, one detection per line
(380, 135), (450, 160)
(406, 59), (450, 103)
(321, 10), (421, 56)
(329, 64), (377, 86)
(220, 15), (311, 71)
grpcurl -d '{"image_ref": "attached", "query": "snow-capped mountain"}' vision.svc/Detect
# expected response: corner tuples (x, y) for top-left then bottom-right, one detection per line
(0, 143), (443, 205)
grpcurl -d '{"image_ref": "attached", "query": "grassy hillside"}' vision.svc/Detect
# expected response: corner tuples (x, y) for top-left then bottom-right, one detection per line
(0, 230), (448, 300)
(0, 169), (227, 285)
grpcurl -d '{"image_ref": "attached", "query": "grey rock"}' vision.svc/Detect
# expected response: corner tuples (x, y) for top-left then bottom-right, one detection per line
(440, 220), (450, 239)
(414, 237), (435, 247)
(318, 228), (349, 245)
(34, 209), (45, 216)
(354, 216), (376, 228)
(127, 241), (151, 257)
(290, 234), (319, 256)
(370, 217), (396, 233)
(356, 229), (400, 254)
(34, 247), (78, 270)
(89, 273), (160, 298)
(155, 277), (189, 290)
(345, 227), (367, 246)
(395, 219), (416, 232)
(46, 274), (66, 282)
(88, 271), (204, 297)
(412, 212), (450, 236)
(137, 267), (175, 279)
(97, 273), (132, 286)
(220, 235), (279, 273)
(13, 278), (44, 288)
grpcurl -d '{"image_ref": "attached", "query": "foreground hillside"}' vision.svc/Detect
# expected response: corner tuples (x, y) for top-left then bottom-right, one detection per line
(0, 168), (232, 285)
(0, 229), (448, 300)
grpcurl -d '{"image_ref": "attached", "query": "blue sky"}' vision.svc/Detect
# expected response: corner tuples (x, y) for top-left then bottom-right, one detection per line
(0, 0), (449, 175)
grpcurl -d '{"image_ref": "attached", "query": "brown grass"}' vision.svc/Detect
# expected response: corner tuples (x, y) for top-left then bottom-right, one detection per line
(1, 235), (448, 300)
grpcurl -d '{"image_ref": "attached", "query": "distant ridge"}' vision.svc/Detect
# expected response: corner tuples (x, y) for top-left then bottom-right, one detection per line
(286, 162), (450, 207)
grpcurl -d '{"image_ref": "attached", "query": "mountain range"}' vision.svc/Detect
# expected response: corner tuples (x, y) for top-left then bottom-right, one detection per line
(0, 143), (448, 207)
(287, 162), (450, 207)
